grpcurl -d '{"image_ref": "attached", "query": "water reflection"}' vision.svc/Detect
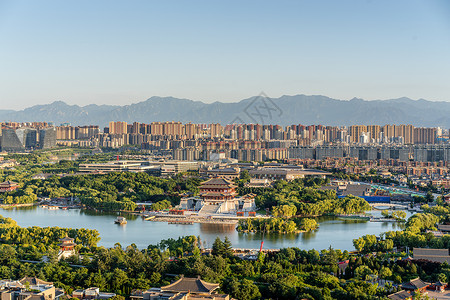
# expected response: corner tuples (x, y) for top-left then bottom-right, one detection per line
(80, 209), (139, 220)
(301, 229), (318, 241)
(199, 223), (236, 233)
(0, 206), (407, 251)
(237, 231), (300, 244)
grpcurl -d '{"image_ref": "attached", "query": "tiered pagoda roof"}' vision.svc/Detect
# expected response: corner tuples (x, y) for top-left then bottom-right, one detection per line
(57, 236), (76, 247)
(0, 180), (18, 187)
(199, 178), (238, 201)
(200, 178), (237, 189)
(161, 276), (219, 294)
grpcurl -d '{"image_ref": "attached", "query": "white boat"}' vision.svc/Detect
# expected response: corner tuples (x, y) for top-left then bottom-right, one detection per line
(114, 216), (127, 225)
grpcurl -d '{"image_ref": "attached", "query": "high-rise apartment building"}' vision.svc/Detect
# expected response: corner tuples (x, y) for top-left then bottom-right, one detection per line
(209, 123), (223, 138)
(109, 121), (128, 134)
(414, 127), (436, 144)
(349, 125), (367, 143)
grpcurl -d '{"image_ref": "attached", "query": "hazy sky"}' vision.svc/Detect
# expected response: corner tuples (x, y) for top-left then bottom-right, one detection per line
(1, 0), (450, 109)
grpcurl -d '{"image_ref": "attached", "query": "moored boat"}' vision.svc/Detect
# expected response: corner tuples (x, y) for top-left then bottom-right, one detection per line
(114, 216), (127, 224)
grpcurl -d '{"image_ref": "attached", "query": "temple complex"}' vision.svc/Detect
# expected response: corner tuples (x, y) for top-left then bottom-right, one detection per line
(131, 276), (231, 300)
(179, 178), (255, 214)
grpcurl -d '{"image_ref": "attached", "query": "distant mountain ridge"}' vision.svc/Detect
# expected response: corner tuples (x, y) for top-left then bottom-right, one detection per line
(0, 95), (449, 128)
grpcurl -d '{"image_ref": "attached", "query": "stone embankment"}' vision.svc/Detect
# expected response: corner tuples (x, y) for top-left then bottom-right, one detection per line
(148, 215), (239, 225)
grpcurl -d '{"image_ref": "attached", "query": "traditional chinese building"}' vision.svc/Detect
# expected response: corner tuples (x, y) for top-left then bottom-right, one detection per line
(179, 178), (255, 214)
(401, 277), (430, 293)
(131, 276), (231, 300)
(57, 237), (76, 260)
(0, 181), (19, 192)
(199, 178), (237, 202)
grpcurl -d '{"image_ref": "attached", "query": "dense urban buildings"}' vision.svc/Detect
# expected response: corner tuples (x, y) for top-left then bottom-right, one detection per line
(55, 121), (450, 163)
(3, 121), (450, 164)
(0, 122), (56, 151)
(179, 177), (256, 214)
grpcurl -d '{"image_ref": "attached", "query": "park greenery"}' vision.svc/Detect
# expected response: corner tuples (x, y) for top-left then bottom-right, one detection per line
(1, 170), (201, 211)
(4, 151), (450, 298)
(352, 213), (445, 252)
(380, 210), (407, 221)
(1, 152), (372, 220)
(149, 199), (172, 211)
(236, 217), (318, 233)
(239, 179), (371, 217)
(0, 216), (449, 300)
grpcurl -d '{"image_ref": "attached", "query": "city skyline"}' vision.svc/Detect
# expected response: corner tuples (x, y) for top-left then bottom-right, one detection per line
(0, 0), (450, 109)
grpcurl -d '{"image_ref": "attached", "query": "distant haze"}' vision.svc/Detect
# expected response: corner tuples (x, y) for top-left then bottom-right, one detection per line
(1, 94), (450, 128)
(0, 1), (450, 109)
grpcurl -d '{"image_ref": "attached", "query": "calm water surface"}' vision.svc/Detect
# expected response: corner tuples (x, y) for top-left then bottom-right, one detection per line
(0, 207), (409, 251)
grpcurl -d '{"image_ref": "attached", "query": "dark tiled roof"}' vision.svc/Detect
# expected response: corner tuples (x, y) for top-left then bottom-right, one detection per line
(435, 281), (446, 287)
(207, 168), (239, 174)
(413, 247), (450, 263)
(59, 237), (75, 242)
(401, 277), (430, 290)
(201, 178), (236, 187)
(19, 277), (53, 286)
(200, 185), (236, 189)
(438, 224), (450, 231)
(200, 192), (235, 197)
(0, 181), (18, 186)
(161, 277), (219, 294)
(388, 290), (412, 300)
(58, 242), (76, 247)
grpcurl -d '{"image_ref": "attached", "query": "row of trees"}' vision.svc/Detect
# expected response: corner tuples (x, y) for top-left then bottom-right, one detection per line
(150, 200), (172, 211)
(353, 234), (394, 253)
(245, 178), (371, 217)
(352, 212), (450, 251)
(0, 214), (100, 255)
(236, 217), (318, 233)
(381, 210), (407, 221)
(4, 232), (449, 299)
(3, 171), (201, 211)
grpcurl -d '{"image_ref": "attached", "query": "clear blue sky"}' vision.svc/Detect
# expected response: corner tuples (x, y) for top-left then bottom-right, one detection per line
(1, 0), (449, 109)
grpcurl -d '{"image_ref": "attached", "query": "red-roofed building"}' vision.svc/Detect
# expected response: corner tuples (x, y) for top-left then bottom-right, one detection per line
(0, 181), (19, 192)
(57, 237), (77, 260)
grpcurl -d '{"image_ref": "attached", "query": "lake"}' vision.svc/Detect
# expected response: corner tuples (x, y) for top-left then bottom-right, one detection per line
(0, 207), (409, 251)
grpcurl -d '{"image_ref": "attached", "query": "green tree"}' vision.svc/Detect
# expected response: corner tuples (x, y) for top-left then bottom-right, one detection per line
(353, 237), (365, 252)
(438, 273), (447, 284)
(379, 266), (392, 280)
(225, 278), (261, 300)
(354, 265), (373, 280)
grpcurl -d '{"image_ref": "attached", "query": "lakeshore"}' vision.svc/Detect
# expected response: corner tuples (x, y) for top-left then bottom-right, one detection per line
(148, 215), (239, 225)
(0, 206), (409, 250)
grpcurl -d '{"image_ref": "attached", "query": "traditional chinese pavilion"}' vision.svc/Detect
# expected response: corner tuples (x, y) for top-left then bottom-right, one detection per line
(199, 178), (237, 203)
(58, 237), (76, 255)
(179, 177), (255, 214)
(0, 181), (19, 193)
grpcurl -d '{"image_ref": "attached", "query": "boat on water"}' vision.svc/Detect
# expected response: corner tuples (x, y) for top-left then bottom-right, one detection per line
(144, 216), (155, 221)
(114, 216), (127, 225)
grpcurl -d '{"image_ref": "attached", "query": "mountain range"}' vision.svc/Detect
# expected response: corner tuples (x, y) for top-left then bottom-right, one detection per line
(0, 95), (449, 128)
